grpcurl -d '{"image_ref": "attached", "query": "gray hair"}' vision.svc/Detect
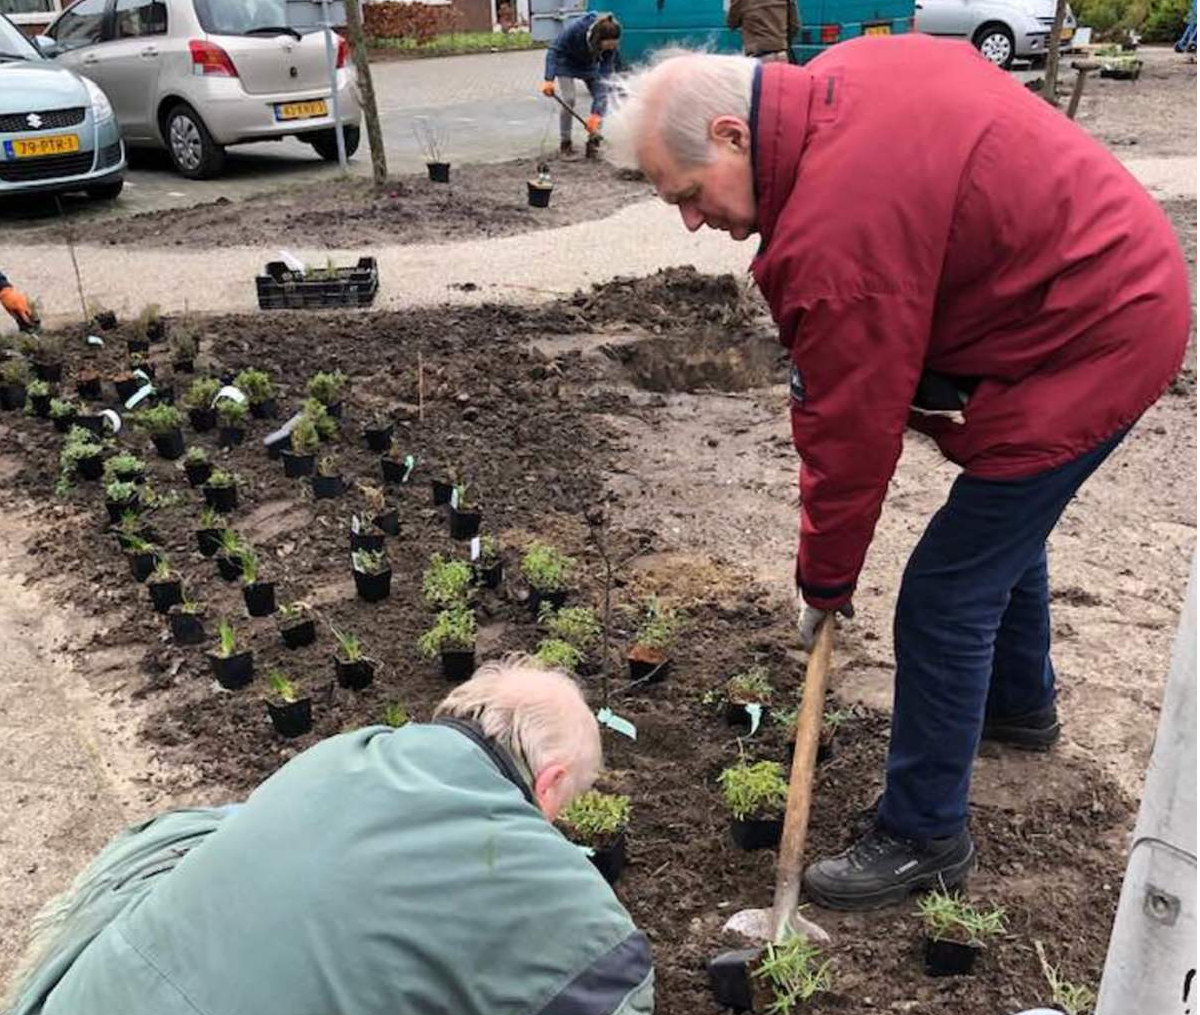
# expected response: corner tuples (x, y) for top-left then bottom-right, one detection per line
(604, 47), (758, 170)
(434, 655), (602, 798)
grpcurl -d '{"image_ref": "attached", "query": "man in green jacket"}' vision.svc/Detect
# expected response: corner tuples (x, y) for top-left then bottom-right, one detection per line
(6, 659), (653, 1015)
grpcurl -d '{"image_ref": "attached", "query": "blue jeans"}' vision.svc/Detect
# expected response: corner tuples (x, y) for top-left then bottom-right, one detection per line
(878, 429), (1129, 841)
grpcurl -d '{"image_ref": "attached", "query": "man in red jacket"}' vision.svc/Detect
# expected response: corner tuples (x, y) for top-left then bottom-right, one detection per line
(605, 39), (1189, 910)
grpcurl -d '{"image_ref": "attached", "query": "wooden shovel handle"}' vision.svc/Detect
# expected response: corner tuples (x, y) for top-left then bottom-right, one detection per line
(770, 614), (835, 939)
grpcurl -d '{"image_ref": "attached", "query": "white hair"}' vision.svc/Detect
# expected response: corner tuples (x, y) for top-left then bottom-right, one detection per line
(604, 47), (758, 170)
(434, 654), (602, 798)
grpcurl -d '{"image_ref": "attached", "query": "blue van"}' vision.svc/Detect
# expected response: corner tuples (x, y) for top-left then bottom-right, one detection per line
(532, 0), (914, 65)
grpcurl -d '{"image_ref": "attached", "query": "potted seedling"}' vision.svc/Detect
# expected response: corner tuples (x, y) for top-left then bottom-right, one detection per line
(414, 116), (450, 182)
(362, 416), (394, 453)
(215, 528), (245, 580)
(311, 455), (345, 500)
(0, 359), (30, 411)
(234, 367), (277, 419)
(217, 398), (248, 448)
(124, 533), (160, 583)
(723, 666), (774, 733)
(449, 484), (481, 541)
(520, 542), (575, 615)
(168, 600), (206, 646)
(918, 889), (1005, 977)
(239, 548), (276, 617)
(539, 603), (602, 672)
(266, 669), (312, 738)
(208, 619), (254, 689)
(170, 323), (197, 372)
(30, 334), (64, 383)
(472, 535), (503, 588)
(203, 469), (238, 513)
(59, 427), (105, 484)
(533, 638), (583, 672)
(282, 414), (319, 478)
(133, 403), (186, 460)
(306, 369), (347, 418)
(49, 398), (78, 433)
(104, 479), (142, 524)
(183, 446), (212, 488)
(718, 758), (789, 850)
(302, 397), (339, 440)
(277, 601), (316, 649)
(112, 369), (142, 403)
(380, 438), (414, 484)
(26, 379), (52, 418)
(430, 475), (454, 506)
(185, 377), (220, 431)
(422, 553), (473, 609)
(349, 513), (385, 553)
(76, 369), (102, 401)
(627, 597), (684, 685)
(527, 160), (553, 208)
(557, 790), (631, 885)
(333, 627), (376, 689)
(111, 508), (155, 551)
(710, 934), (833, 1014)
(359, 483), (398, 536)
(88, 300), (117, 331)
(352, 549), (392, 603)
(104, 452), (146, 486)
(134, 302), (165, 344)
(195, 506), (223, 557)
(147, 557), (184, 614)
(418, 605), (477, 682)
(382, 702), (409, 727)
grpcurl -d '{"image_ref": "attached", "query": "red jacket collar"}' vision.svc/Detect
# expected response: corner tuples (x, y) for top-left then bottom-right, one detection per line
(752, 62), (813, 255)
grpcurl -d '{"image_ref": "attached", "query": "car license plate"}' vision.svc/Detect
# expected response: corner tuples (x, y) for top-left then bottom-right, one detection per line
(276, 100), (327, 121)
(1060, 27), (1074, 40)
(864, 24), (891, 35)
(5, 134), (80, 159)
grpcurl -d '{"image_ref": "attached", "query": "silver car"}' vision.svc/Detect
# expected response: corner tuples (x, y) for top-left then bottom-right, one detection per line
(37, 0), (361, 178)
(916, 0), (1076, 68)
(0, 13), (124, 200)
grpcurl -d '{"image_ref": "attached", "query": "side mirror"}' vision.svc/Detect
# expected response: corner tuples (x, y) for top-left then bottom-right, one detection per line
(34, 35), (59, 57)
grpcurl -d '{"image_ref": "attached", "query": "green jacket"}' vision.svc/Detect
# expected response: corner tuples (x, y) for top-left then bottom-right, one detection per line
(11, 721), (653, 1015)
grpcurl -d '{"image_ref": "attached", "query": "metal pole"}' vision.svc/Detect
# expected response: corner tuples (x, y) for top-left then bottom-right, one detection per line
(320, 0), (347, 171)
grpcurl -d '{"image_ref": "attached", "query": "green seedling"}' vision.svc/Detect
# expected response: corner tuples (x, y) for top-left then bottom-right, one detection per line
(540, 604), (601, 651)
(104, 479), (140, 503)
(352, 549), (388, 575)
(306, 369), (347, 406)
(301, 398), (338, 439)
(520, 542), (575, 593)
(417, 606), (476, 657)
(184, 377), (221, 409)
(633, 596), (685, 653)
(103, 452), (145, 482)
(268, 669), (299, 703)
(1034, 941), (1095, 1015)
(26, 379), (50, 399)
(239, 548), (259, 584)
(534, 638), (583, 672)
(333, 627), (364, 662)
(422, 553), (473, 608)
(316, 454), (339, 477)
(131, 403), (182, 436)
(216, 620), (237, 658)
(752, 933), (833, 1014)
(726, 665), (773, 705)
(717, 759), (788, 821)
(217, 399), (248, 427)
(134, 302), (161, 341)
(917, 889), (1006, 947)
(218, 528), (243, 556)
(290, 414), (320, 455)
(198, 505), (220, 529)
(49, 398), (77, 419)
(184, 446), (209, 466)
(206, 469), (236, 489)
(558, 790), (630, 847)
(383, 702), (409, 728)
(150, 557), (174, 581)
(233, 368), (274, 403)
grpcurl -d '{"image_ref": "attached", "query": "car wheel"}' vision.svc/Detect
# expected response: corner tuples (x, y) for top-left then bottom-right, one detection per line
(974, 23), (1015, 68)
(308, 125), (361, 161)
(86, 179), (124, 201)
(164, 103), (226, 179)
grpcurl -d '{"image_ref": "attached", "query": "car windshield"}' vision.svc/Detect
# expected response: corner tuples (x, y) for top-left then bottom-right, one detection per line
(0, 13), (43, 59)
(193, 0), (313, 36)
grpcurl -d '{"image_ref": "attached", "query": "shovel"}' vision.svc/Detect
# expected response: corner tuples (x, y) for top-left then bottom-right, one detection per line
(547, 92), (602, 158)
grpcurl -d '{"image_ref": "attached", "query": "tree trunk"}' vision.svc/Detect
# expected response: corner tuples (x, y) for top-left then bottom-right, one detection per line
(1043, 0), (1070, 107)
(344, 0), (387, 187)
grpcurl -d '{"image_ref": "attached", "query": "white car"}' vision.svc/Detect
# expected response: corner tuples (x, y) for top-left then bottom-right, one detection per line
(916, 0), (1076, 68)
(37, 0), (361, 178)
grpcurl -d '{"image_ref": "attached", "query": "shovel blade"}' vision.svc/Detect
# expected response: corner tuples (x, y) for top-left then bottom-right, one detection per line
(722, 906), (832, 945)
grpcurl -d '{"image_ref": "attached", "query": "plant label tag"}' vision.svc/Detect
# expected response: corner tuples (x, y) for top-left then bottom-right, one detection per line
(125, 384), (154, 410)
(351, 516), (362, 534)
(85, 334), (104, 347)
(264, 412), (304, 452)
(450, 488), (459, 509)
(596, 708), (637, 740)
(212, 385), (247, 407)
(402, 455), (415, 482)
(132, 369), (150, 383)
(100, 409), (121, 434)
(470, 537), (481, 561)
(277, 248), (306, 274)
(576, 844), (596, 859)
(745, 703), (763, 737)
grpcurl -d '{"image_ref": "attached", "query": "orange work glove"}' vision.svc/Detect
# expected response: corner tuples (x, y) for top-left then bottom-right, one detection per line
(540, 80), (556, 96)
(0, 286), (35, 330)
(585, 113), (602, 135)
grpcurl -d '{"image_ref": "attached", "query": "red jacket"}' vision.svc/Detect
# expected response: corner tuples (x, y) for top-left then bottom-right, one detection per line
(750, 35), (1190, 610)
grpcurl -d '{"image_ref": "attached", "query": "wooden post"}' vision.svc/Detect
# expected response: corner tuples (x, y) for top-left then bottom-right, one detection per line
(1066, 61), (1099, 119)
(344, 0), (387, 187)
(1043, 0), (1070, 107)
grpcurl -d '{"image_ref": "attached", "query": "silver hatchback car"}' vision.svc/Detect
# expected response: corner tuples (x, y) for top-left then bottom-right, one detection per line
(0, 13), (124, 200)
(916, 0), (1076, 68)
(37, 0), (362, 178)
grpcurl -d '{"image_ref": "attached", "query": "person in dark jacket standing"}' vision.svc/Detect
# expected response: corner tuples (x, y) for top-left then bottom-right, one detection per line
(540, 12), (622, 155)
(0, 270), (38, 331)
(604, 40), (1189, 911)
(727, 0), (799, 62)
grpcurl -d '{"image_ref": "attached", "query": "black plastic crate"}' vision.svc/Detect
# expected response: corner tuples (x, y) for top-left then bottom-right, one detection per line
(256, 256), (379, 310)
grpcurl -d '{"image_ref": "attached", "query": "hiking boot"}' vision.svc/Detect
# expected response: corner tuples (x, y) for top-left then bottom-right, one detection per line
(981, 701), (1060, 751)
(803, 825), (975, 911)
(559, 140), (575, 156)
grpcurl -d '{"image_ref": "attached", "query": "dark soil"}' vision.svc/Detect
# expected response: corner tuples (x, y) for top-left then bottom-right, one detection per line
(14, 158), (651, 250)
(0, 266), (1133, 1014)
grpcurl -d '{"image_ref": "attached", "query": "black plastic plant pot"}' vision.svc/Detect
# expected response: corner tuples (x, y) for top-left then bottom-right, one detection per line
(281, 451), (314, 478)
(380, 458), (409, 484)
(148, 577), (183, 615)
(74, 413), (105, 436)
(264, 429), (291, 461)
(189, 407), (216, 432)
(114, 377), (140, 402)
(441, 647), (475, 682)
(128, 550), (158, 583)
(449, 508), (481, 541)
(155, 385), (175, 405)
(243, 581), (277, 617)
(628, 650), (671, 685)
(349, 529), (385, 553)
(169, 611), (205, 646)
(730, 816), (783, 851)
(209, 650), (254, 690)
(91, 310), (117, 330)
(249, 398), (277, 420)
(374, 508), (400, 536)
(146, 318), (165, 342)
(528, 588), (568, 616)
(76, 376), (102, 401)
(724, 701), (771, 734)
(923, 937), (980, 977)
(196, 527), (222, 557)
(185, 460), (213, 487)
(0, 384), (27, 411)
(280, 618), (316, 650)
(527, 182), (553, 208)
(587, 830), (627, 886)
(431, 479), (453, 505)
(427, 161), (451, 183)
(311, 474), (345, 500)
(113, 524), (157, 551)
(325, 400), (343, 420)
(363, 422), (394, 452)
(76, 453), (104, 481)
(335, 655), (376, 690)
(52, 412), (77, 433)
(151, 428), (186, 460)
(353, 567), (392, 603)
(33, 360), (63, 383)
(203, 483), (238, 513)
(174, 358), (194, 374)
(105, 497), (139, 524)
(474, 560), (503, 589)
(218, 425), (245, 449)
(127, 338), (150, 355)
(114, 467), (144, 485)
(707, 948), (761, 1014)
(216, 554), (243, 581)
(30, 393), (52, 418)
(268, 697), (313, 738)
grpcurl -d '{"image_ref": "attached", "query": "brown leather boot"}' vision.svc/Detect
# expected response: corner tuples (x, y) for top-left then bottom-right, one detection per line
(559, 139), (575, 156)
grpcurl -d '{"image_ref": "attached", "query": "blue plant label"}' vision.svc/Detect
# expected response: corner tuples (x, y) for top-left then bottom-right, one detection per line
(745, 703), (763, 737)
(403, 455), (415, 482)
(85, 334), (104, 347)
(576, 844), (596, 859)
(470, 536), (481, 561)
(100, 409), (121, 434)
(212, 385), (247, 407)
(596, 708), (637, 740)
(125, 384), (154, 410)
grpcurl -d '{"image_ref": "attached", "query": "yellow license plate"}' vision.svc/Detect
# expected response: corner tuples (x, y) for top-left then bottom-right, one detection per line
(11, 134), (80, 158)
(276, 100), (327, 121)
(1060, 27), (1074, 39)
(864, 24), (891, 35)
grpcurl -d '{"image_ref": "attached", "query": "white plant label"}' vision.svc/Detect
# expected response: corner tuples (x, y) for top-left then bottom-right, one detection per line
(450, 488), (459, 509)
(402, 455), (415, 482)
(125, 384), (155, 410)
(278, 248), (306, 274)
(212, 385), (247, 407)
(470, 537), (481, 561)
(85, 334), (104, 347)
(745, 703), (763, 737)
(596, 708), (637, 740)
(100, 409), (121, 434)
(132, 369), (150, 383)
